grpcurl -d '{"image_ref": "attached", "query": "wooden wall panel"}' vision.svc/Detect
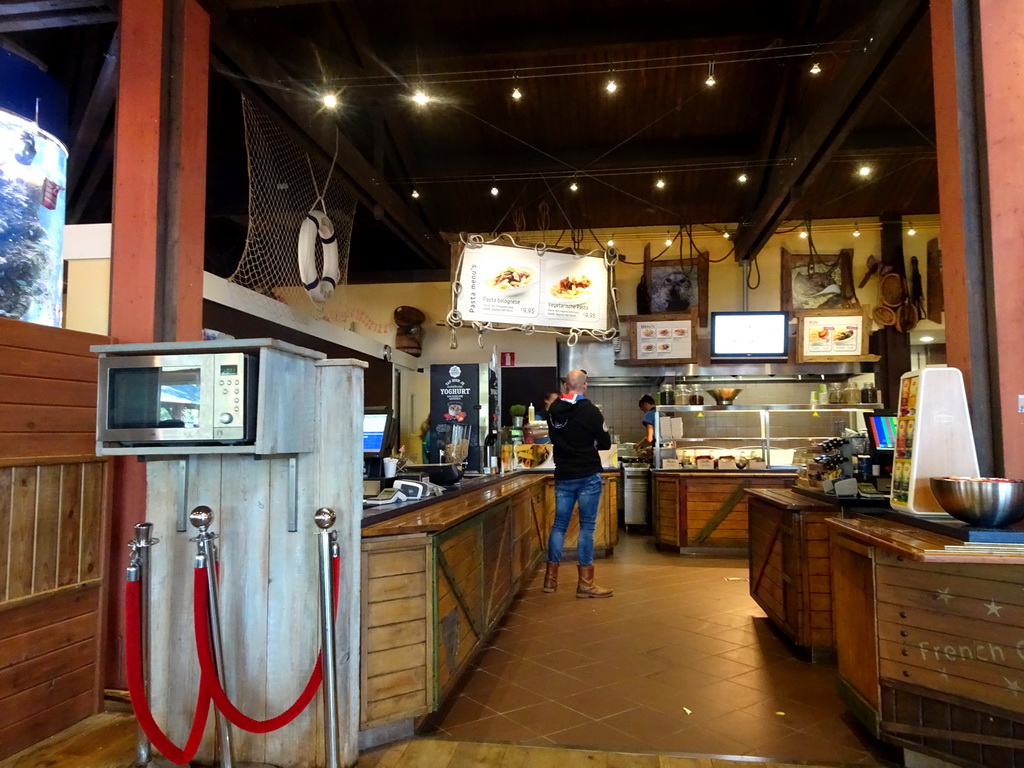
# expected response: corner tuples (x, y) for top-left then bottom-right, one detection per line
(0, 468), (10, 600)
(57, 464), (83, 588)
(8, 467), (37, 601)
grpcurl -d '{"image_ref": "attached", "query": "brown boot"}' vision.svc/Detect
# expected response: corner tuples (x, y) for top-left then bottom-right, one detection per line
(576, 564), (613, 598)
(542, 561), (559, 593)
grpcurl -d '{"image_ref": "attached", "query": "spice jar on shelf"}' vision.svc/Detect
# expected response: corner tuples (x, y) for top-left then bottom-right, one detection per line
(861, 381), (877, 404)
(827, 383), (843, 404)
(843, 381), (860, 404)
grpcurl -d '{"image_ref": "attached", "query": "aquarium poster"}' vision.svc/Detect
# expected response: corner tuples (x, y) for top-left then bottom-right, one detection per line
(0, 108), (67, 327)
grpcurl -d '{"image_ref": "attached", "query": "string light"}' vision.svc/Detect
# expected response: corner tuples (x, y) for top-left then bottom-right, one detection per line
(322, 93), (338, 109)
(655, 178), (665, 189)
(411, 189), (420, 199)
(606, 79), (618, 93)
(705, 61), (716, 87)
(569, 180), (578, 192)
(607, 236), (615, 247)
(800, 229), (809, 239)
(907, 222), (917, 236)
(809, 62), (822, 75)
(737, 173), (748, 183)
(723, 231), (730, 239)
(858, 165), (872, 177)
(511, 86), (522, 100)
(664, 234), (673, 246)
(413, 90), (430, 105)
(853, 223), (861, 237)
(490, 186), (499, 197)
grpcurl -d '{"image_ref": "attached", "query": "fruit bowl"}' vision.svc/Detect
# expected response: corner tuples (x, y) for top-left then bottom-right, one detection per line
(929, 477), (1024, 527)
(705, 388), (743, 405)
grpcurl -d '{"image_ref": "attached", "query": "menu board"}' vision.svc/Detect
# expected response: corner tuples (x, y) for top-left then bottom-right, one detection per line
(635, 319), (693, 360)
(795, 310), (869, 361)
(456, 243), (609, 331)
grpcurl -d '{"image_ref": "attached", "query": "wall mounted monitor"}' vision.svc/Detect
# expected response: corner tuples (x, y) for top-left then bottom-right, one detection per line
(710, 311), (790, 361)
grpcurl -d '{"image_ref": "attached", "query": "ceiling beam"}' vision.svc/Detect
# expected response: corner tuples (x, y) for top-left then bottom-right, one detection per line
(733, 0), (928, 260)
(0, 1), (110, 13)
(68, 26), (118, 196)
(208, 6), (447, 268)
(223, 0), (330, 8)
(0, 8), (115, 31)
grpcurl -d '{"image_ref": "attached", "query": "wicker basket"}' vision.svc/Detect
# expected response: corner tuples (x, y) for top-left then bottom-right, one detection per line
(880, 273), (906, 307)
(872, 305), (897, 326)
(896, 303), (918, 333)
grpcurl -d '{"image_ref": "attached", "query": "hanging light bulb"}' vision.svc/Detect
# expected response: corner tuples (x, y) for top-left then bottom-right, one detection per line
(606, 79), (618, 93)
(800, 229), (809, 239)
(569, 180), (578, 192)
(705, 61), (716, 87)
(907, 222), (917, 236)
(664, 236), (673, 247)
(490, 186), (499, 197)
(858, 164), (872, 177)
(411, 189), (420, 199)
(511, 86), (522, 100)
(655, 178), (665, 189)
(413, 90), (430, 105)
(738, 173), (748, 183)
(607, 237), (615, 247)
(723, 231), (730, 239)
(853, 223), (861, 237)
(810, 62), (822, 75)
(322, 93), (338, 109)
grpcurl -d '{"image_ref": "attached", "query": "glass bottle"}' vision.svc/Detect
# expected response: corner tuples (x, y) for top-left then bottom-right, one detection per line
(861, 382), (873, 404)
(827, 383), (843, 404)
(844, 381), (860, 404)
(659, 383), (674, 405)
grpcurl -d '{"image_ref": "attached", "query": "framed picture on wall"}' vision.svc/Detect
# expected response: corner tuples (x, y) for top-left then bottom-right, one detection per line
(794, 307), (875, 362)
(781, 247), (859, 312)
(643, 249), (709, 326)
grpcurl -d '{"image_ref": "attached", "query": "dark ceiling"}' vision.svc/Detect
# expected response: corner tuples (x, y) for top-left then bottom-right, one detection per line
(1, 0), (937, 279)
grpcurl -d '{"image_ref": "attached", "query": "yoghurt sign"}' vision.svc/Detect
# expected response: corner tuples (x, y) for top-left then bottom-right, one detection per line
(457, 243), (609, 331)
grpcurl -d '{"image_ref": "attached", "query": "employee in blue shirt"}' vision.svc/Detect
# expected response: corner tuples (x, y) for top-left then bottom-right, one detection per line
(635, 394), (657, 454)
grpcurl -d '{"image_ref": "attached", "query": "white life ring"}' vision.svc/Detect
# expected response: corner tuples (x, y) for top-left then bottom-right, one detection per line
(297, 209), (341, 303)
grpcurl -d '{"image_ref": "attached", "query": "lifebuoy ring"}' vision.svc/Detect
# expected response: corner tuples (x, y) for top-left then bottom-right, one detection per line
(297, 209), (341, 303)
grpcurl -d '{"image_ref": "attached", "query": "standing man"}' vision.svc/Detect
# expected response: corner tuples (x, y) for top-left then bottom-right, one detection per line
(544, 369), (613, 598)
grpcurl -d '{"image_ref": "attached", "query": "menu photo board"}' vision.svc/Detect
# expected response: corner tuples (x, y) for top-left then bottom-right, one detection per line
(455, 242), (610, 332)
(618, 312), (697, 364)
(795, 307), (873, 362)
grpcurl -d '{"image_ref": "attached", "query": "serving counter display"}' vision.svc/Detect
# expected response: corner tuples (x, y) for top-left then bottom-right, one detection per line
(652, 470), (794, 552)
(828, 516), (1024, 767)
(358, 470), (618, 734)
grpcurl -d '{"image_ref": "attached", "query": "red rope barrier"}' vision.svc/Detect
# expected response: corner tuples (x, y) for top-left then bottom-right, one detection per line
(193, 552), (342, 734)
(124, 571), (212, 766)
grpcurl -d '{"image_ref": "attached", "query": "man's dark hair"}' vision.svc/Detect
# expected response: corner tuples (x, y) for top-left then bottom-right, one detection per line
(639, 395), (656, 407)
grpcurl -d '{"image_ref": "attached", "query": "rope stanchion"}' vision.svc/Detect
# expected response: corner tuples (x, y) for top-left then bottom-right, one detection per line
(124, 571), (212, 766)
(193, 552), (342, 734)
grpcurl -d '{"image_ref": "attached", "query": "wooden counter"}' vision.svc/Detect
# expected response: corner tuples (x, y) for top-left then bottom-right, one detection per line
(359, 470), (618, 733)
(652, 470), (795, 552)
(746, 488), (843, 660)
(828, 516), (1024, 767)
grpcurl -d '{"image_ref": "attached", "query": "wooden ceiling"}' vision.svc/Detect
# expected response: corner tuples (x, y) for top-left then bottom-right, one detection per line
(1, 0), (937, 278)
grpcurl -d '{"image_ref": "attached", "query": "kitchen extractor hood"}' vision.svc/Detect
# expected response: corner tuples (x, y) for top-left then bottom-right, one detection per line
(558, 338), (871, 383)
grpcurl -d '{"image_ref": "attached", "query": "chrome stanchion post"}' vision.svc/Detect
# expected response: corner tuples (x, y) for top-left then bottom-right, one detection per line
(127, 523), (159, 767)
(314, 508), (340, 768)
(190, 506), (234, 768)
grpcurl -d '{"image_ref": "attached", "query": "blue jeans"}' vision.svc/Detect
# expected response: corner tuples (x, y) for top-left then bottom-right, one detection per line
(547, 473), (603, 566)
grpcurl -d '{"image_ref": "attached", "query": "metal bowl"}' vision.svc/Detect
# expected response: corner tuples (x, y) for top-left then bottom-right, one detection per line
(929, 477), (1024, 528)
(706, 388), (743, 405)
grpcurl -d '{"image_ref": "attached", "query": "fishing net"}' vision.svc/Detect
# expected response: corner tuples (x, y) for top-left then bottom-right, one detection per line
(229, 96), (357, 312)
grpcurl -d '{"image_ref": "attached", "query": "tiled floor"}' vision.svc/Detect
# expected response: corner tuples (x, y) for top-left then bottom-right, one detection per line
(426, 532), (899, 765)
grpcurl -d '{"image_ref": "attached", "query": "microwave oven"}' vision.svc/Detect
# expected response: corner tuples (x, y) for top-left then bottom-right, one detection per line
(97, 351), (259, 445)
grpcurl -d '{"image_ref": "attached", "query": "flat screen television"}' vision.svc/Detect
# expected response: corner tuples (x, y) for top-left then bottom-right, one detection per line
(864, 411), (897, 453)
(362, 408), (394, 458)
(710, 311), (790, 361)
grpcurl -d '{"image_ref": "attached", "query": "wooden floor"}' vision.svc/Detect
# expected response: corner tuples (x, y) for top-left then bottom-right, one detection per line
(1, 713), (850, 768)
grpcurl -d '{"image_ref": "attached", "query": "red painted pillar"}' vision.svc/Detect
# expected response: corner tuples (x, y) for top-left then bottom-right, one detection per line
(930, 0), (1024, 477)
(107, 0), (209, 688)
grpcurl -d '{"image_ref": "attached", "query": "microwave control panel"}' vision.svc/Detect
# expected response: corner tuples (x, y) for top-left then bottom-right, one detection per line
(213, 354), (248, 441)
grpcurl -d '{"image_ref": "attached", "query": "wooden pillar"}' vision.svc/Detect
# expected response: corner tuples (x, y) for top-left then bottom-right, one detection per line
(107, 0), (210, 688)
(930, 0), (1024, 476)
(871, 213), (912, 410)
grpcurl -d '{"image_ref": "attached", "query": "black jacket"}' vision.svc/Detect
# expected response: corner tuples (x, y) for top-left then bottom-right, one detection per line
(547, 395), (611, 480)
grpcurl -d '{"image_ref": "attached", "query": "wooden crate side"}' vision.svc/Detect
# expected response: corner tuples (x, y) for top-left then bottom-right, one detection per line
(831, 536), (879, 709)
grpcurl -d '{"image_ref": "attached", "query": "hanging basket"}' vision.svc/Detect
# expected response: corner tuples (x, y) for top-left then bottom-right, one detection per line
(880, 273), (906, 307)
(872, 305), (897, 327)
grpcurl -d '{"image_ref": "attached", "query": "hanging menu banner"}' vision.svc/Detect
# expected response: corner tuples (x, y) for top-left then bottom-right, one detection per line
(457, 243), (609, 331)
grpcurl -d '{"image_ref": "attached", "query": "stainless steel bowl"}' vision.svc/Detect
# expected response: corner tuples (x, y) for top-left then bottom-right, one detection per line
(706, 388), (743, 405)
(402, 463), (464, 486)
(929, 477), (1024, 528)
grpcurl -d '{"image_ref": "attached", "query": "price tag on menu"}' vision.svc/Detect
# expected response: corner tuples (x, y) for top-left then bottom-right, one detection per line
(457, 243), (609, 331)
